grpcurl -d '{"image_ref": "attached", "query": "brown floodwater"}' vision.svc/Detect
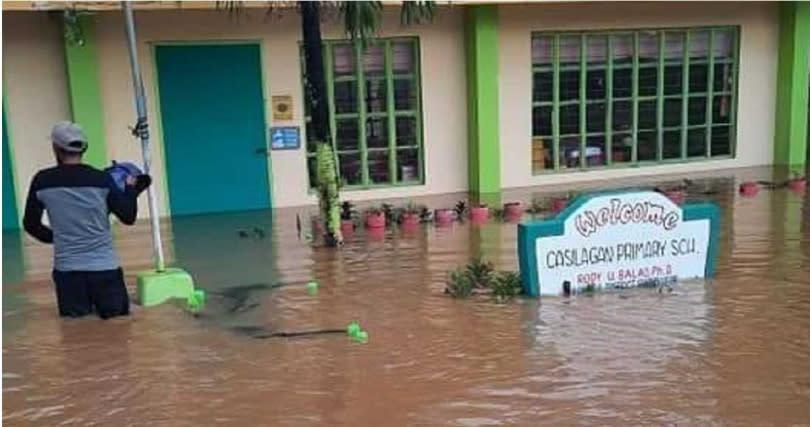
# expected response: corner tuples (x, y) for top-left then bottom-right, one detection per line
(4, 167), (810, 426)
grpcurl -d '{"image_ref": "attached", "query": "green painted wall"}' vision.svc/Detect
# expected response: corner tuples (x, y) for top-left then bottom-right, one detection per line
(63, 15), (107, 168)
(774, 2), (810, 170)
(465, 6), (501, 196)
(3, 109), (19, 230)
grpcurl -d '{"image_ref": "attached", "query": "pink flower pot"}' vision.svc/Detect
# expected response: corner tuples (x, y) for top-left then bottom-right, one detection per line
(401, 213), (420, 227)
(340, 220), (355, 237)
(469, 206), (489, 223)
(504, 202), (524, 218)
(365, 212), (386, 229)
(435, 209), (454, 226)
(739, 181), (759, 197)
(788, 178), (806, 193)
(551, 198), (568, 213)
(664, 189), (685, 205)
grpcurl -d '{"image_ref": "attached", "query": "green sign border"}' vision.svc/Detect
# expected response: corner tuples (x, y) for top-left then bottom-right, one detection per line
(518, 190), (721, 297)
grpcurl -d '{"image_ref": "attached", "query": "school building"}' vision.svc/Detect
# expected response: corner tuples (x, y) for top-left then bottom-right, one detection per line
(2, 1), (808, 229)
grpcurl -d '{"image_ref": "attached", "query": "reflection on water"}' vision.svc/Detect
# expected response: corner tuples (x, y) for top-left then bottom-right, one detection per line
(3, 168), (810, 425)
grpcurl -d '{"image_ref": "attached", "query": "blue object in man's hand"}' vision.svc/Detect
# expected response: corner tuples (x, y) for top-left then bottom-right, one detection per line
(105, 161), (144, 192)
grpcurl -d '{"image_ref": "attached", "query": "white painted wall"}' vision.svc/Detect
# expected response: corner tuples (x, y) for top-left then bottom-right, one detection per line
(3, 12), (72, 222)
(91, 6), (467, 217)
(497, 2), (780, 190)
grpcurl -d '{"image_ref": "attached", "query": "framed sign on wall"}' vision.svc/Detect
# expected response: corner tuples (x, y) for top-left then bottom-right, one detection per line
(272, 95), (293, 121)
(269, 126), (300, 150)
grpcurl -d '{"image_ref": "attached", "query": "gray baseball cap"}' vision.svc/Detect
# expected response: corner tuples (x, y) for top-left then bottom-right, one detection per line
(51, 121), (88, 153)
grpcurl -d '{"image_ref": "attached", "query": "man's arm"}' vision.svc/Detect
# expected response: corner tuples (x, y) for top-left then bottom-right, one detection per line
(107, 177), (138, 225)
(22, 175), (53, 243)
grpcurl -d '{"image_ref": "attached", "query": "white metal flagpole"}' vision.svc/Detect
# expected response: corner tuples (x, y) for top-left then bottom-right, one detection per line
(122, 1), (165, 271)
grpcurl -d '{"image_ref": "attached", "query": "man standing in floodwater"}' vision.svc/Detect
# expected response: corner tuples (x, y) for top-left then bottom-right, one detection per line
(23, 121), (151, 318)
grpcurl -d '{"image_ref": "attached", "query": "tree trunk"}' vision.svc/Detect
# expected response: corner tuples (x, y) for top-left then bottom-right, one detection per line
(300, 1), (342, 246)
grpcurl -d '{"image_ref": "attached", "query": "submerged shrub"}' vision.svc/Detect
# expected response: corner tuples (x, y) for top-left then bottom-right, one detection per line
(490, 271), (523, 303)
(445, 259), (524, 302)
(445, 268), (475, 298)
(466, 257), (494, 288)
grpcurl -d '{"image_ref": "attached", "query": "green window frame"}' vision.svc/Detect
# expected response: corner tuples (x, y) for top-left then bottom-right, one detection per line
(301, 37), (424, 189)
(531, 26), (740, 174)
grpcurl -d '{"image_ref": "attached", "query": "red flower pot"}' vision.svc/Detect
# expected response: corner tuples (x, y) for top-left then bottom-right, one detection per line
(340, 219), (355, 237)
(788, 177), (806, 193)
(469, 206), (489, 222)
(739, 181), (759, 197)
(435, 209), (454, 226)
(504, 202), (524, 218)
(551, 198), (568, 213)
(664, 189), (685, 205)
(401, 213), (420, 227)
(365, 212), (386, 229)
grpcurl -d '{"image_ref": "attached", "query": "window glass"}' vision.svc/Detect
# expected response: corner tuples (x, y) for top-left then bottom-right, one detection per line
(302, 39), (423, 187)
(531, 27), (738, 174)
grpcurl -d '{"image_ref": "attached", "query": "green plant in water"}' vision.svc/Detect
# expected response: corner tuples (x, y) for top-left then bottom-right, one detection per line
(364, 205), (384, 216)
(419, 205), (433, 222)
(491, 206), (505, 220)
(490, 271), (523, 303)
(403, 202), (421, 214)
(316, 143), (342, 245)
(466, 257), (494, 288)
(454, 200), (468, 218)
(444, 268), (475, 298)
(62, 8), (86, 46)
(527, 197), (549, 215)
(381, 203), (403, 225)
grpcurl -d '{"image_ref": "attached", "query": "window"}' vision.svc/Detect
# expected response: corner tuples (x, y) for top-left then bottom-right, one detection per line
(531, 27), (739, 174)
(302, 38), (423, 188)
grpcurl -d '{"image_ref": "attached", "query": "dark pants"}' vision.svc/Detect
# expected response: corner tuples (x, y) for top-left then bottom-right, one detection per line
(52, 268), (130, 319)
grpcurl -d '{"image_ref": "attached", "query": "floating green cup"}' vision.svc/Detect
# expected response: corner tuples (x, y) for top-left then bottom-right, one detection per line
(186, 289), (206, 310)
(307, 280), (319, 293)
(352, 330), (369, 343)
(346, 321), (361, 336)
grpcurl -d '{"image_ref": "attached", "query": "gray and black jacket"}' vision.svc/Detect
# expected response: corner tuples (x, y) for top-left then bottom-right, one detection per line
(23, 164), (138, 272)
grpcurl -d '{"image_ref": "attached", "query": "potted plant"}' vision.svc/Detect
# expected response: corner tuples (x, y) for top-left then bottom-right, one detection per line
(340, 201), (356, 236)
(503, 201), (524, 218)
(788, 171), (806, 192)
(453, 200), (468, 219)
(739, 181), (759, 197)
(381, 203), (399, 227)
(400, 203), (421, 227)
(469, 204), (489, 222)
(434, 208), (454, 226)
(527, 198), (549, 216)
(551, 196), (568, 213)
(364, 206), (386, 229)
(418, 205), (433, 223)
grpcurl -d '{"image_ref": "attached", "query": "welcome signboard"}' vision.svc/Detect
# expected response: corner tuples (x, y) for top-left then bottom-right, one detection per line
(518, 190), (720, 296)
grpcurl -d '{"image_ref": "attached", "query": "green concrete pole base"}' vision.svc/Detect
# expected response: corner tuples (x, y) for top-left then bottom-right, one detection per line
(136, 268), (198, 307)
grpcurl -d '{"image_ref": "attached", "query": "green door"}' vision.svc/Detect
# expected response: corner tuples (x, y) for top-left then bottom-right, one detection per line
(155, 44), (271, 216)
(3, 110), (19, 230)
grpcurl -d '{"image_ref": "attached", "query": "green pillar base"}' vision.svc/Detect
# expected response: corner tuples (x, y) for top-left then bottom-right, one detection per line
(136, 268), (196, 307)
